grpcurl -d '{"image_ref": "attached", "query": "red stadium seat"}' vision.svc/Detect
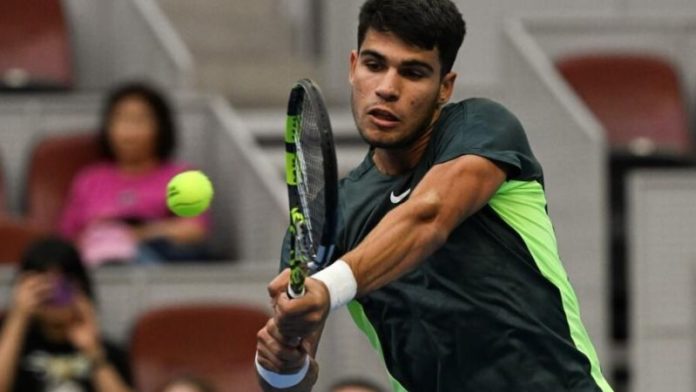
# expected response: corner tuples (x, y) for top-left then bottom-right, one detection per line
(25, 133), (102, 231)
(558, 54), (696, 343)
(557, 53), (694, 159)
(0, 217), (47, 265)
(0, 0), (73, 90)
(130, 303), (269, 392)
(0, 156), (6, 215)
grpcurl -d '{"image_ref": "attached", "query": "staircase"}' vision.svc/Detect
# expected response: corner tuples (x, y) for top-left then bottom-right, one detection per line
(157, 0), (319, 106)
(157, 0), (362, 180)
(238, 107), (367, 181)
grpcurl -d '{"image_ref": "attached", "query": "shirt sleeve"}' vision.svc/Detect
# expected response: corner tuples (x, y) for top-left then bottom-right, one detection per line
(433, 99), (541, 181)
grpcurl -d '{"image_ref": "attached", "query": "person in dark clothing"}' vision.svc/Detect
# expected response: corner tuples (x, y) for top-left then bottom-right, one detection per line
(0, 237), (132, 392)
(255, 1), (614, 391)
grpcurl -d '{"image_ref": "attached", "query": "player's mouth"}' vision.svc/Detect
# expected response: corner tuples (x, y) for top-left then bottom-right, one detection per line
(367, 107), (400, 129)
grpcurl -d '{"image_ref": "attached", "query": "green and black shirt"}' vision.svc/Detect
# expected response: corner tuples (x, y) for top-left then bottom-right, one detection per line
(282, 98), (613, 392)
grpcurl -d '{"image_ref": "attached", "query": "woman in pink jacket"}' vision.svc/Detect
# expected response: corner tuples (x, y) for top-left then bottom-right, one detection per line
(59, 82), (210, 266)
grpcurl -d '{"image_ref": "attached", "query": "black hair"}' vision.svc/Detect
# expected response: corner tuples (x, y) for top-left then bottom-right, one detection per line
(20, 236), (94, 300)
(98, 81), (177, 161)
(357, 0), (466, 76)
(330, 378), (385, 392)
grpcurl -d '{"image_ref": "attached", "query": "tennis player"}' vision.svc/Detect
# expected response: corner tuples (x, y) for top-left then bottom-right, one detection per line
(256, 0), (614, 391)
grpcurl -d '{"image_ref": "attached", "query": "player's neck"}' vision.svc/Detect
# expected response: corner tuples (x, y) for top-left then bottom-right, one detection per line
(373, 114), (438, 176)
(373, 139), (428, 176)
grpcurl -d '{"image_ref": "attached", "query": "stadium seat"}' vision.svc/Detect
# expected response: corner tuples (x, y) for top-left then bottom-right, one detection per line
(0, 217), (46, 265)
(0, 0), (73, 91)
(130, 303), (269, 392)
(0, 156), (6, 215)
(557, 53), (694, 159)
(25, 133), (102, 231)
(558, 53), (696, 344)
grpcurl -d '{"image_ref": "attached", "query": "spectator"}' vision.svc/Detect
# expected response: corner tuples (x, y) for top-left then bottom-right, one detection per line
(330, 378), (384, 392)
(0, 237), (133, 392)
(58, 82), (210, 265)
(158, 375), (216, 392)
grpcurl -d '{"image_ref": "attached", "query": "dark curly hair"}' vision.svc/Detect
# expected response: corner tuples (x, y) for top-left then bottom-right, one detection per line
(358, 0), (466, 76)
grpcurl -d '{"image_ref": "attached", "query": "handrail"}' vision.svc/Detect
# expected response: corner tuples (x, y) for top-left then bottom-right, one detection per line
(130, 0), (195, 88)
(209, 96), (287, 211)
(503, 18), (607, 145)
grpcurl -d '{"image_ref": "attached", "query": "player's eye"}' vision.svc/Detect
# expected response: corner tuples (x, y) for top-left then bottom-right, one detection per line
(401, 68), (426, 80)
(363, 60), (384, 72)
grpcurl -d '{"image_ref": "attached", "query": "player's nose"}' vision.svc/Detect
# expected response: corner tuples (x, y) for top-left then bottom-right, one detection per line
(375, 69), (400, 102)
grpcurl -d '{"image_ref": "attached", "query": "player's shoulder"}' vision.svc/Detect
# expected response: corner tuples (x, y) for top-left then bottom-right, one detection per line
(436, 97), (526, 144)
(440, 97), (519, 126)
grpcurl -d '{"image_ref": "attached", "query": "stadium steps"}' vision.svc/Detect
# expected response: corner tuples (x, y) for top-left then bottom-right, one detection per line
(237, 108), (367, 180)
(157, 0), (318, 106)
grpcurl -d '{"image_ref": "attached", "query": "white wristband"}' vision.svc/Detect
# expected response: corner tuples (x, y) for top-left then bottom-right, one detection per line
(311, 259), (357, 311)
(255, 352), (310, 388)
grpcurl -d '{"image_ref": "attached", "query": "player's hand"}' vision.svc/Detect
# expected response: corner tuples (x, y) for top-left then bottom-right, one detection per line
(9, 273), (54, 320)
(256, 316), (311, 373)
(268, 269), (330, 340)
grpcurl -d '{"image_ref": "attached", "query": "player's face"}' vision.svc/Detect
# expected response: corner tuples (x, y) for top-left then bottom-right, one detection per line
(108, 95), (159, 165)
(350, 29), (456, 149)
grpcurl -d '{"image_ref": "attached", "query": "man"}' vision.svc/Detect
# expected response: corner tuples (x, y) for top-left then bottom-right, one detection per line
(256, 0), (614, 391)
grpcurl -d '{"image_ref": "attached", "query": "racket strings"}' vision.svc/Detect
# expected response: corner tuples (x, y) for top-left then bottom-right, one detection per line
(295, 95), (328, 259)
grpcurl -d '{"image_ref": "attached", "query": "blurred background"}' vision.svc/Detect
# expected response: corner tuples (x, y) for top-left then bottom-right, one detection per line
(1, 0), (696, 391)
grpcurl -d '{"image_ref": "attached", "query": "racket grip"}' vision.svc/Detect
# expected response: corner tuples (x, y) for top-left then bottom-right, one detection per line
(287, 282), (305, 299)
(288, 261), (306, 298)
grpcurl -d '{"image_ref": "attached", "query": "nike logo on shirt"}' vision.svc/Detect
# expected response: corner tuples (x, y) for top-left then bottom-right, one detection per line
(390, 188), (411, 204)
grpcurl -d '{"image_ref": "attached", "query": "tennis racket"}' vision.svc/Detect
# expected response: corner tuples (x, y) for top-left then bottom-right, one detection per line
(285, 79), (339, 298)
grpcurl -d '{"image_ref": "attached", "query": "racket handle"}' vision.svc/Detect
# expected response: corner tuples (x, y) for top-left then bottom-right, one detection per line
(287, 282), (305, 298)
(288, 261), (306, 298)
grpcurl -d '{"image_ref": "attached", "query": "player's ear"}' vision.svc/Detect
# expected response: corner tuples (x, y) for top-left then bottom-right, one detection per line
(439, 72), (457, 105)
(349, 50), (358, 85)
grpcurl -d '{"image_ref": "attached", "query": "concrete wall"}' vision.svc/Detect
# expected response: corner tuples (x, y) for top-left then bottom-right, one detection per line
(62, 0), (193, 90)
(322, 0), (696, 103)
(628, 170), (696, 392)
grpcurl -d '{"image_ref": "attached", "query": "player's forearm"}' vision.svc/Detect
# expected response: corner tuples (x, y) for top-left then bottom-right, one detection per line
(343, 193), (449, 296)
(0, 312), (30, 392)
(338, 155), (507, 297)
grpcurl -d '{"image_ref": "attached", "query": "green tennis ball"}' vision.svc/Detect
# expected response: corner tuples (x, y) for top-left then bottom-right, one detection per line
(166, 170), (214, 217)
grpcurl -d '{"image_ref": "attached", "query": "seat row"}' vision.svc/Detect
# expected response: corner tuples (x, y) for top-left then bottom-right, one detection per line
(0, 133), (101, 263)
